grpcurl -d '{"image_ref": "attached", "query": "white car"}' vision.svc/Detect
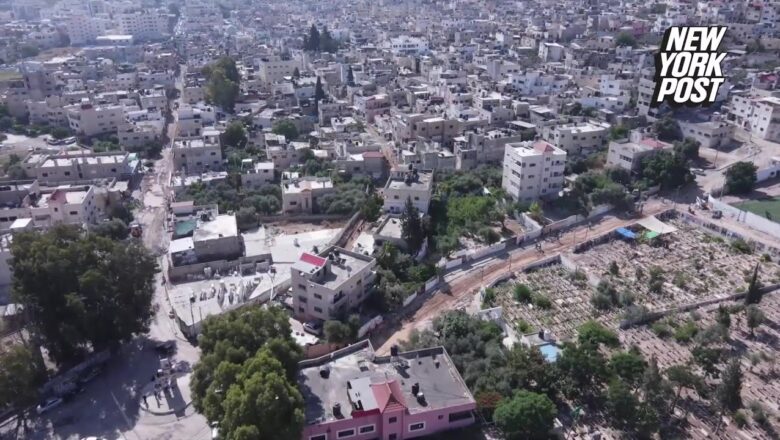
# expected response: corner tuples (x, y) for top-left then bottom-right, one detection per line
(211, 422), (220, 439)
(36, 397), (63, 414)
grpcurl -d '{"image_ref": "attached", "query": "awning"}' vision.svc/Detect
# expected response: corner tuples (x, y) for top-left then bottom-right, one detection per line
(637, 216), (678, 235)
(644, 231), (660, 240)
(616, 227), (636, 239)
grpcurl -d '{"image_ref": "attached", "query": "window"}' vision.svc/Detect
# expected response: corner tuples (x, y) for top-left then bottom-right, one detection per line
(69, 211), (78, 215)
(449, 410), (473, 422)
(336, 429), (354, 438)
(298, 295), (307, 303)
(358, 425), (375, 434)
(389, 417), (397, 423)
(313, 306), (323, 313)
(314, 293), (322, 300)
(310, 435), (327, 440)
(409, 422), (425, 431)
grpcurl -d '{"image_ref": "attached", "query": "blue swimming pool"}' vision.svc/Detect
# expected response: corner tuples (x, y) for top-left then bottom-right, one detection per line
(539, 343), (561, 362)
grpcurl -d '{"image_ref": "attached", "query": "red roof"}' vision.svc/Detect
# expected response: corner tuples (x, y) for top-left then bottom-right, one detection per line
(640, 138), (669, 150)
(533, 140), (555, 154)
(300, 253), (327, 267)
(371, 380), (407, 413)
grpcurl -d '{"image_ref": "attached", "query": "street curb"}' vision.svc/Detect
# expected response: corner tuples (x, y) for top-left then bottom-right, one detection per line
(140, 400), (192, 416)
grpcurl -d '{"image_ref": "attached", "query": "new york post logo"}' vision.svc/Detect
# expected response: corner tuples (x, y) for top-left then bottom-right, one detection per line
(652, 26), (727, 107)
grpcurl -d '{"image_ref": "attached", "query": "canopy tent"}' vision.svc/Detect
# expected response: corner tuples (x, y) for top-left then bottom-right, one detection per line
(643, 231), (660, 240)
(616, 227), (637, 239)
(637, 216), (678, 235)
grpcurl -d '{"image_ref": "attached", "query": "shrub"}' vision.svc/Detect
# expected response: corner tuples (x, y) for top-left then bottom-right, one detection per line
(733, 410), (748, 428)
(532, 293), (552, 309)
(651, 321), (672, 338)
(674, 320), (699, 343)
(514, 283), (533, 303)
(731, 238), (753, 254)
(516, 319), (533, 333)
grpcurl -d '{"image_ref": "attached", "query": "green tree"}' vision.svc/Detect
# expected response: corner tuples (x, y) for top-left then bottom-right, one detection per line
(654, 115), (681, 141)
(745, 305), (765, 338)
(203, 57), (240, 112)
(313, 76), (325, 115)
(557, 342), (609, 397)
(292, 67), (300, 79)
(716, 304), (731, 329)
(222, 121), (248, 148)
(715, 358), (743, 413)
(666, 364), (703, 416)
(18, 44), (40, 58)
(360, 193), (382, 221)
(236, 206), (258, 230)
(324, 320), (353, 344)
(11, 226), (158, 364)
(219, 347), (304, 440)
(90, 218), (129, 240)
(609, 349), (647, 388)
(609, 124), (629, 140)
(528, 201), (544, 223)
(305, 24), (320, 51)
(346, 65), (355, 86)
(744, 263), (762, 305)
(616, 32), (637, 48)
(638, 150), (692, 190)
(50, 127), (72, 139)
(674, 137), (701, 161)
(577, 320), (619, 348)
(319, 26), (338, 53)
(725, 161), (758, 195)
(692, 344), (723, 379)
(401, 198), (425, 253)
(0, 345), (45, 433)
(606, 378), (638, 427)
(272, 120), (298, 140)
(493, 390), (556, 440)
(191, 307), (302, 424)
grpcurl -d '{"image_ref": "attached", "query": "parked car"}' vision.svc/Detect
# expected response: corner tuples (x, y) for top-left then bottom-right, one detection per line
(154, 341), (176, 356)
(211, 422), (220, 439)
(78, 368), (102, 385)
(691, 168), (706, 176)
(36, 397), (63, 415)
(303, 320), (324, 336)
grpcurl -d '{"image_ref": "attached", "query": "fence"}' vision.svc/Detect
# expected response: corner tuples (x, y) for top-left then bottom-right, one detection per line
(402, 292), (418, 307)
(677, 210), (780, 260)
(357, 315), (384, 339)
(327, 211), (363, 248)
(544, 204), (612, 235)
(708, 195), (780, 239)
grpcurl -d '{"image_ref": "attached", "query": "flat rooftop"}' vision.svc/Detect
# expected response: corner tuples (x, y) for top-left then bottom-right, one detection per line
(299, 341), (474, 425)
(386, 171), (432, 191)
(376, 216), (403, 239)
(282, 178), (333, 194)
(193, 214), (238, 242)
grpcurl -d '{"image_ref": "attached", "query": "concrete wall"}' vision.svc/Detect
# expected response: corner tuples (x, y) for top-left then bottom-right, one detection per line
(708, 195), (780, 239)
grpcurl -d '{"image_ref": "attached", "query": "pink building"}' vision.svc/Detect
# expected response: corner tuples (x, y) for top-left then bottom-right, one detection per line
(299, 340), (476, 440)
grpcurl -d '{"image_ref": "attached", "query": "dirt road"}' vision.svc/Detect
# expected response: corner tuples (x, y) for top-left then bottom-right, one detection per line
(373, 201), (670, 354)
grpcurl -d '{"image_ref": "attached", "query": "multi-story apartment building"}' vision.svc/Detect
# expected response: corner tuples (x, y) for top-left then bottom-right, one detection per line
(502, 140), (566, 202)
(240, 162), (275, 188)
(291, 246), (376, 321)
(606, 135), (674, 172)
(637, 67), (661, 121)
(116, 11), (168, 41)
(171, 132), (223, 175)
(539, 120), (610, 156)
(383, 167), (433, 214)
(299, 340), (476, 440)
(387, 35), (429, 55)
(726, 94), (780, 142)
(257, 57), (298, 85)
(24, 151), (135, 183)
(66, 102), (125, 137)
(679, 115), (734, 149)
(354, 94), (391, 123)
(65, 15), (104, 46)
(281, 177), (335, 213)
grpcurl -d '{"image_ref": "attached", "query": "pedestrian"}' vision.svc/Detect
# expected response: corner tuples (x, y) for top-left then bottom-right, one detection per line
(142, 394), (148, 406)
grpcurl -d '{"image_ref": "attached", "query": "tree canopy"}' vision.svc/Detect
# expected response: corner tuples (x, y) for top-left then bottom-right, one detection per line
(222, 121), (248, 148)
(493, 390), (556, 440)
(272, 120), (299, 140)
(725, 162), (757, 195)
(190, 306), (303, 439)
(11, 226), (158, 364)
(401, 198), (425, 253)
(203, 57), (240, 112)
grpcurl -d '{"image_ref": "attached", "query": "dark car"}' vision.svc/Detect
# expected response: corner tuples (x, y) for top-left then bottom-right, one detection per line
(154, 341), (177, 356)
(303, 320), (324, 336)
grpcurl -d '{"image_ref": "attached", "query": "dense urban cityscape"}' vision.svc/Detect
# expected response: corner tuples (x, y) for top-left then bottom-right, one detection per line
(0, 0), (779, 439)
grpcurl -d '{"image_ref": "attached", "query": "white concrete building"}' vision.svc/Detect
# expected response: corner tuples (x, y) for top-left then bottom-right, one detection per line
(172, 133), (223, 175)
(540, 121), (610, 156)
(116, 11), (168, 40)
(281, 177), (335, 214)
(66, 102), (125, 137)
(291, 246), (376, 321)
(387, 36), (429, 55)
(606, 136), (674, 172)
(727, 94), (780, 142)
(257, 57), (298, 85)
(383, 167), (433, 214)
(502, 140), (566, 202)
(241, 162), (275, 188)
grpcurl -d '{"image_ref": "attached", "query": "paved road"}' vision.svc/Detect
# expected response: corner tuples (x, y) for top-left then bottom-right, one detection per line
(373, 200), (671, 354)
(0, 67), (212, 440)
